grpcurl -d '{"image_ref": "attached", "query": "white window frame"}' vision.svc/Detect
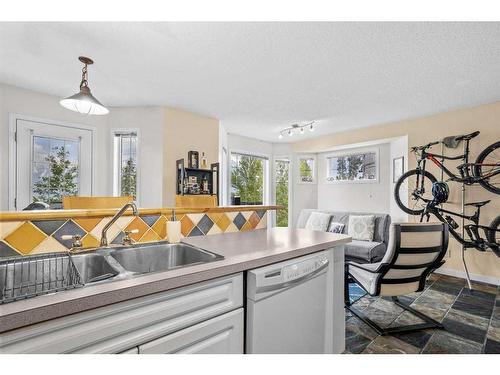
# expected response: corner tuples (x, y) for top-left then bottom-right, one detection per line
(8, 113), (96, 211)
(229, 149), (270, 205)
(220, 146), (228, 206)
(272, 155), (293, 227)
(297, 154), (316, 184)
(324, 147), (379, 184)
(110, 128), (141, 205)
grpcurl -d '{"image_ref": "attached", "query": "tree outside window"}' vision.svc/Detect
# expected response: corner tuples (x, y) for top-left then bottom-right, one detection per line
(299, 157), (314, 183)
(275, 159), (289, 227)
(231, 153), (265, 205)
(114, 132), (137, 199)
(327, 151), (377, 182)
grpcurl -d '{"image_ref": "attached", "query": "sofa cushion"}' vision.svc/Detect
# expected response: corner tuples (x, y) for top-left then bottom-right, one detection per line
(348, 215), (375, 241)
(345, 240), (387, 263)
(305, 212), (331, 231)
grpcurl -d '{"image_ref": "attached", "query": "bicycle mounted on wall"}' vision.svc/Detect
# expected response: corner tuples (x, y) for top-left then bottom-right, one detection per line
(393, 130), (500, 287)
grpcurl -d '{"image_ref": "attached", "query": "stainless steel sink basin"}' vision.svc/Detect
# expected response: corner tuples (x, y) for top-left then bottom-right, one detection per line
(108, 243), (224, 274)
(71, 253), (119, 283)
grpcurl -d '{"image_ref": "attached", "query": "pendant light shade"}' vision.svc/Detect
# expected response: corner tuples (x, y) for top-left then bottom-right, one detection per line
(60, 56), (109, 115)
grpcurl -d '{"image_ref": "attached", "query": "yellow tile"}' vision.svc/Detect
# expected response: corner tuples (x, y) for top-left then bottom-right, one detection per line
(90, 218), (112, 238)
(216, 214), (231, 231)
(74, 217), (101, 233)
(139, 228), (161, 243)
(207, 213), (223, 224)
(207, 224), (222, 235)
(186, 213), (204, 226)
(82, 234), (100, 248)
(152, 216), (167, 239)
(0, 221), (23, 239)
(4, 222), (47, 255)
(31, 236), (68, 255)
(114, 216), (134, 230)
(224, 222), (239, 233)
(241, 221), (253, 232)
(125, 217), (149, 241)
(181, 216), (194, 237)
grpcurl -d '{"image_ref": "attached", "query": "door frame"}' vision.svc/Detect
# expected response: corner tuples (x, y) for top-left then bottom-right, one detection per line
(8, 113), (96, 210)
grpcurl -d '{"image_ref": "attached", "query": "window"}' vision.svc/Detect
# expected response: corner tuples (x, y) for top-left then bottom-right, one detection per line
(113, 132), (138, 199)
(32, 136), (80, 208)
(12, 117), (93, 210)
(230, 152), (268, 205)
(221, 147), (228, 205)
(275, 158), (290, 227)
(326, 150), (378, 182)
(298, 156), (315, 183)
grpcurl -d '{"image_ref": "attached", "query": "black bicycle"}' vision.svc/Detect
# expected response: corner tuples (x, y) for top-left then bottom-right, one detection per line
(394, 131), (500, 216)
(419, 194), (500, 257)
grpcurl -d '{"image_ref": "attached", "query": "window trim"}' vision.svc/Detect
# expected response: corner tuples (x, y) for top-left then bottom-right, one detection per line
(297, 154), (316, 184)
(8, 113), (96, 211)
(110, 128), (140, 205)
(324, 147), (379, 184)
(229, 149), (270, 205)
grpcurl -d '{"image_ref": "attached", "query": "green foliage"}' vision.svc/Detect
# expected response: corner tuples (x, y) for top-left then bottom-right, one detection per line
(275, 160), (289, 227)
(335, 155), (365, 180)
(121, 158), (137, 199)
(299, 159), (313, 182)
(231, 155), (263, 204)
(33, 146), (78, 206)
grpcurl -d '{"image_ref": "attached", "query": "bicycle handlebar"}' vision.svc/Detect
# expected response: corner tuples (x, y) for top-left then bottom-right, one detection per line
(411, 141), (440, 152)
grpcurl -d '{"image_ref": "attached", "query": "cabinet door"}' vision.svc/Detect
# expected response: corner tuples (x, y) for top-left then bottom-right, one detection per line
(139, 308), (243, 354)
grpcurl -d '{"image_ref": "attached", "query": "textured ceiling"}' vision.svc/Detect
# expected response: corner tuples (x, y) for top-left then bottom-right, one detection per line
(1, 22), (500, 142)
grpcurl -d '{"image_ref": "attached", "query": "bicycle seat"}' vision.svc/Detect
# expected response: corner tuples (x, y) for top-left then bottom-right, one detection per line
(464, 200), (490, 208)
(442, 131), (480, 148)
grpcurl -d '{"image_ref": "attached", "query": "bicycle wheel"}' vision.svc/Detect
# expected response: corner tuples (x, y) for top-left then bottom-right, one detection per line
(394, 169), (437, 215)
(474, 141), (500, 195)
(486, 215), (500, 257)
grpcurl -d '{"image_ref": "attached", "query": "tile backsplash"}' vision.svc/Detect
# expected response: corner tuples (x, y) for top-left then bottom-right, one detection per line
(0, 210), (267, 257)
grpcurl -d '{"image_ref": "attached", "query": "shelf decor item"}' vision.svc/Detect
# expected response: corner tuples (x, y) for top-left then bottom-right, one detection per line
(176, 158), (220, 205)
(393, 156), (404, 183)
(201, 152), (208, 169)
(188, 151), (199, 169)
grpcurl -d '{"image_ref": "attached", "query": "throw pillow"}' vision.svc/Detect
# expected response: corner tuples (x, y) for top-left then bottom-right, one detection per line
(305, 212), (331, 232)
(348, 215), (375, 241)
(327, 221), (345, 234)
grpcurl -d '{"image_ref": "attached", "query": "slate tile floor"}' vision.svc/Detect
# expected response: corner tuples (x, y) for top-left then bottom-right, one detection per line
(345, 274), (500, 354)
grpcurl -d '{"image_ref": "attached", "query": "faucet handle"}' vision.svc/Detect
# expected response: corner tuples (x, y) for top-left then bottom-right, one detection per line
(61, 234), (83, 251)
(122, 229), (139, 245)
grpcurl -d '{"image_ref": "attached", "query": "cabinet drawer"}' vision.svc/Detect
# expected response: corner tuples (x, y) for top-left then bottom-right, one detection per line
(139, 308), (243, 354)
(0, 273), (243, 354)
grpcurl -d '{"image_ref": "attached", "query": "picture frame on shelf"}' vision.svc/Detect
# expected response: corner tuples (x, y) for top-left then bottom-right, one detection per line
(393, 156), (404, 183)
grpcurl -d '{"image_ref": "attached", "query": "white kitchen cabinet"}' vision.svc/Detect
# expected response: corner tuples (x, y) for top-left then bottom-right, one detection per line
(0, 273), (243, 354)
(139, 308), (244, 354)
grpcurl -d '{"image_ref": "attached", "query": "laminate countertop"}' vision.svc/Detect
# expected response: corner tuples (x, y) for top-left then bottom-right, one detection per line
(0, 228), (351, 333)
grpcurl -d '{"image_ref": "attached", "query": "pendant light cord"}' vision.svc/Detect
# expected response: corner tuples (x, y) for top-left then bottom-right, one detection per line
(79, 63), (89, 89)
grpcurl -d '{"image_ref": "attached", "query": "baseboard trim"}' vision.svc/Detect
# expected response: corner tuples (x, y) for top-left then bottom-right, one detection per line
(436, 267), (500, 286)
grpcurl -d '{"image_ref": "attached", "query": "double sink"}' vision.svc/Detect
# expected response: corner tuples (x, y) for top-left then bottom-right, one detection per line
(71, 242), (224, 283)
(1, 242), (224, 303)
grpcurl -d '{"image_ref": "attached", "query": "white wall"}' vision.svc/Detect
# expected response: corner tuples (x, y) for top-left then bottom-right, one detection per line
(316, 143), (391, 214)
(0, 83), (165, 210)
(0, 83), (108, 211)
(389, 136), (409, 222)
(107, 107), (164, 208)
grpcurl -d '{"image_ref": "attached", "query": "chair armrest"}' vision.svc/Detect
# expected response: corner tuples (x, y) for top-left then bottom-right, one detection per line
(346, 261), (381, 273)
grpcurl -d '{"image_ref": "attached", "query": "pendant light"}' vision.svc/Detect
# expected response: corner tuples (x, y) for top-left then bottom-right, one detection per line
(60, 56), (109, 115)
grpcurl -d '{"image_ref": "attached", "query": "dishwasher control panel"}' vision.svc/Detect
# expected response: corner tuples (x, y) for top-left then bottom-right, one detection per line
(282, 255), (329, 283)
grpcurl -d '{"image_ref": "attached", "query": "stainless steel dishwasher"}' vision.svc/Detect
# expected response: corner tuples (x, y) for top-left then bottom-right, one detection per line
(246, 250), (334, 354)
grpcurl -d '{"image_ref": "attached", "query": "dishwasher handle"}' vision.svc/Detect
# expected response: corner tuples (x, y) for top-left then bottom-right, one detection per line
(255, 257), (329, 294)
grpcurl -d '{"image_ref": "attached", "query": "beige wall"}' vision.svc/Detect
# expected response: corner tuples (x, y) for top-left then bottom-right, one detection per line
(293, 102), (500, 282)
(163, 108), (220, 206)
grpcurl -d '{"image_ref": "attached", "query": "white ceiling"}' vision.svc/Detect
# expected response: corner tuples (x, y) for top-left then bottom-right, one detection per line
(1, 22), (500, 142)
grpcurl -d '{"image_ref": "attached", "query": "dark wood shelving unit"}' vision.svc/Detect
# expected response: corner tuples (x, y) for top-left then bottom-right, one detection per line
(176, 159), (219, 205)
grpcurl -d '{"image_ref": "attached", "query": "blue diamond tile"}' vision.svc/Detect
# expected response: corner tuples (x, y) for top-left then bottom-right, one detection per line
(256, 210), (266, 218)
(188, 226), (204, 237)
(0, 241), (19, 257)
(233, 213), (246, 230)
(53, 220), (86, 248)
(140, 215), (161, 227)
(112, 231), (126, 245)
(197, 215), (214, 235)
(32, 220), (67, 236)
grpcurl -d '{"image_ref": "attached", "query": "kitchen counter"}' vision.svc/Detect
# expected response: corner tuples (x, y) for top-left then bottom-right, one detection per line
(0, 228), (350, 333)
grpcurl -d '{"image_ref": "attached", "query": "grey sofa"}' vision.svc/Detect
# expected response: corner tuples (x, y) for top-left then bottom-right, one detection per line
(296, 209), (391, 264)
